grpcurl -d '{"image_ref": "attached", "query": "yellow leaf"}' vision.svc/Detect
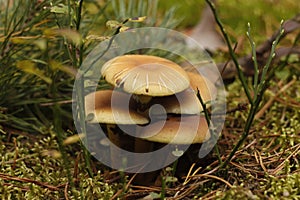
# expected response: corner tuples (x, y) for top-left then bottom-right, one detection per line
(106, 20), (121, 29)
(43, 28), (82, 46)
(128, 16), (147, 22)
(86, 35), (109, 42)
(49, 60), (77, 77)
(42, 150), (62, 158)
(16, 60), (52, 84)
(55, 29), (82, 46)
(9, 36), (40, 44)
(43, 28), (56, 37)
(10, 38), (29, 44)
(63, 133), (85, 145)
(119, 26), (130, 32)
(33, 39), (47, 51)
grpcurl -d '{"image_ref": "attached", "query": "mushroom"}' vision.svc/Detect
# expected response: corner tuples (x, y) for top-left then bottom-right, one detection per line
(133, 71), (216, 182)
(135, 115), (210, 184)
(94, 55), (216, 182)
(84, 89), (149, 168)
(84, 90), (148, 124)
(187, 71), (217, 103)
(100, 54), (193, 153)
(149, 71), (217, 115)
(138, 115), (210, 144)
(101, 55), (190, 106)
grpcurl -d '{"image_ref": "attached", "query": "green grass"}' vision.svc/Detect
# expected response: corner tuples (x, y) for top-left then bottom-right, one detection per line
(0, 0), (299, 199)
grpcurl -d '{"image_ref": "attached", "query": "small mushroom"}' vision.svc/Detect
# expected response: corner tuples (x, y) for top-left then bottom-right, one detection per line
(85, 90), (148, 124)
(85, 89), (149, 168)
(137, 115), (210, 144)
(101, 55), (190, 105)
(100, 54), (193, 157)
(187, 71), (217, 102)
(135, 115), (210, 184)
(149, 71), (217, 115)
(150, 89), (202, 115)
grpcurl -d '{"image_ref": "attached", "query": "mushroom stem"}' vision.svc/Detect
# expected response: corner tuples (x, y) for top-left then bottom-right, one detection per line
(133, 94), (153, 112)
(107, 124), (122, 169)
(137, 95), (152, 104)
(133, 131), (157, 185)
(134, 138), (153, 153)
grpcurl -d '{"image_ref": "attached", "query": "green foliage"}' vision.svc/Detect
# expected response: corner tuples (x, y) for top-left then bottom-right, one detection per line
(0, 0), (181, 132)
(218, 0), (300, 38)
(0, 132), (121, 199)
(0, 0), (76, 133)
(158, 0), (206, 28)
(263, 173), (300, 199)
(215, 77), (300, 199)
(216, 186), (259, 200)
(0, 0), (182, 198)
(0, 0), (299, 199)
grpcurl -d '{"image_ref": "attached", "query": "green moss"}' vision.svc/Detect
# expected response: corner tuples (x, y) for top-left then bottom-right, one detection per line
(1, 0), (299, 199)
(216, 186), (260, 200)
(263, 173), (300, 199)
(0, 133), (121, 199)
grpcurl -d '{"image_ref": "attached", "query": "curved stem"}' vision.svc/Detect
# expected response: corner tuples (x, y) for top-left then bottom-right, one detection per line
(205, 0), (253, 105)
(107, 124), (123, 169)
(205, 0), (285, 169)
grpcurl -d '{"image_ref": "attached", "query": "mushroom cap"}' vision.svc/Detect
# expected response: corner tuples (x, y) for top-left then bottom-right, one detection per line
(149, 72), (217, 115)
(187, 71), (217, 103)
(150, 89), (202, 115)
(137, 115), (210, 144)
(85, 90), (149, 124)
(101, 55), (190, 96)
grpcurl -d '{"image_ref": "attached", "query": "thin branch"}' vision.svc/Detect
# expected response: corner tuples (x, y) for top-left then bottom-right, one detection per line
(205, 0), (253, 104)
(205, 0), (285, 169)
(246, 23), (259, 92)
(0, 173), (63, 191)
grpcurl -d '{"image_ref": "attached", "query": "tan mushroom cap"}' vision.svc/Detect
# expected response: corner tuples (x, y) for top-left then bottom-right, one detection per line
(187, 71), (217, 103)
(137, 115), (210, 144)
(85, 90), (149, 124)
(149, 72), (217, 115)
(101, 55), (190, 96)
(150, 89), (202, 115)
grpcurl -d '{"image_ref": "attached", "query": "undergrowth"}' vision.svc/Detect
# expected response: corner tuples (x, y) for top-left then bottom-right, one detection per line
(0, 132), (121, 199)
(0, 0), (299, 199)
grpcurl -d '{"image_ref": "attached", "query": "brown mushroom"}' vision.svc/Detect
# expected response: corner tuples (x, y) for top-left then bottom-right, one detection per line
(101, 55), (190, 102)
(137, 115), (210, 144)
(187, 71), (217, 103)
(85, 89), (149, 168)
(149, 71), (217, 115)
(100, 54), (193, 154)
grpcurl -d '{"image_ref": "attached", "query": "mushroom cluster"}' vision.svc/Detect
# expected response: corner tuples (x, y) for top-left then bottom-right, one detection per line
(84, 54), (217, 171)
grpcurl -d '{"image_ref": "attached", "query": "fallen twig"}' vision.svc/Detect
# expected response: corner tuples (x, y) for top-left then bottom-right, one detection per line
(255, 78), (296, 119)
(218, 14), (300, 79)
(0, 173), (64, 191)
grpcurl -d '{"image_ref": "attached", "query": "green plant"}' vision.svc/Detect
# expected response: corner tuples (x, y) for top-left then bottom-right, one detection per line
(1, 0), (299, 199)
(205, 0), (285, 169)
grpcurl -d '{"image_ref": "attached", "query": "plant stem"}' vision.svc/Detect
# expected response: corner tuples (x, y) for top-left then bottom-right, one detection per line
(197, 89), (210, 126)
(205, 0), (253, 105)
(82, 18), (129, 74)
(220, 97), (259, 168)
(221, 27), (282, 168)
(197, 90), (222, 164)
(76, 0), (83, 31)
(67, 0), (71, 28)
(205, 0), (285, 169)
(75, 76), (93, 177)
(255, 25), (284, 102)
(221, 28), (284, 169)
(246, 23), (259, 92)
(53, 105), (78, 199)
